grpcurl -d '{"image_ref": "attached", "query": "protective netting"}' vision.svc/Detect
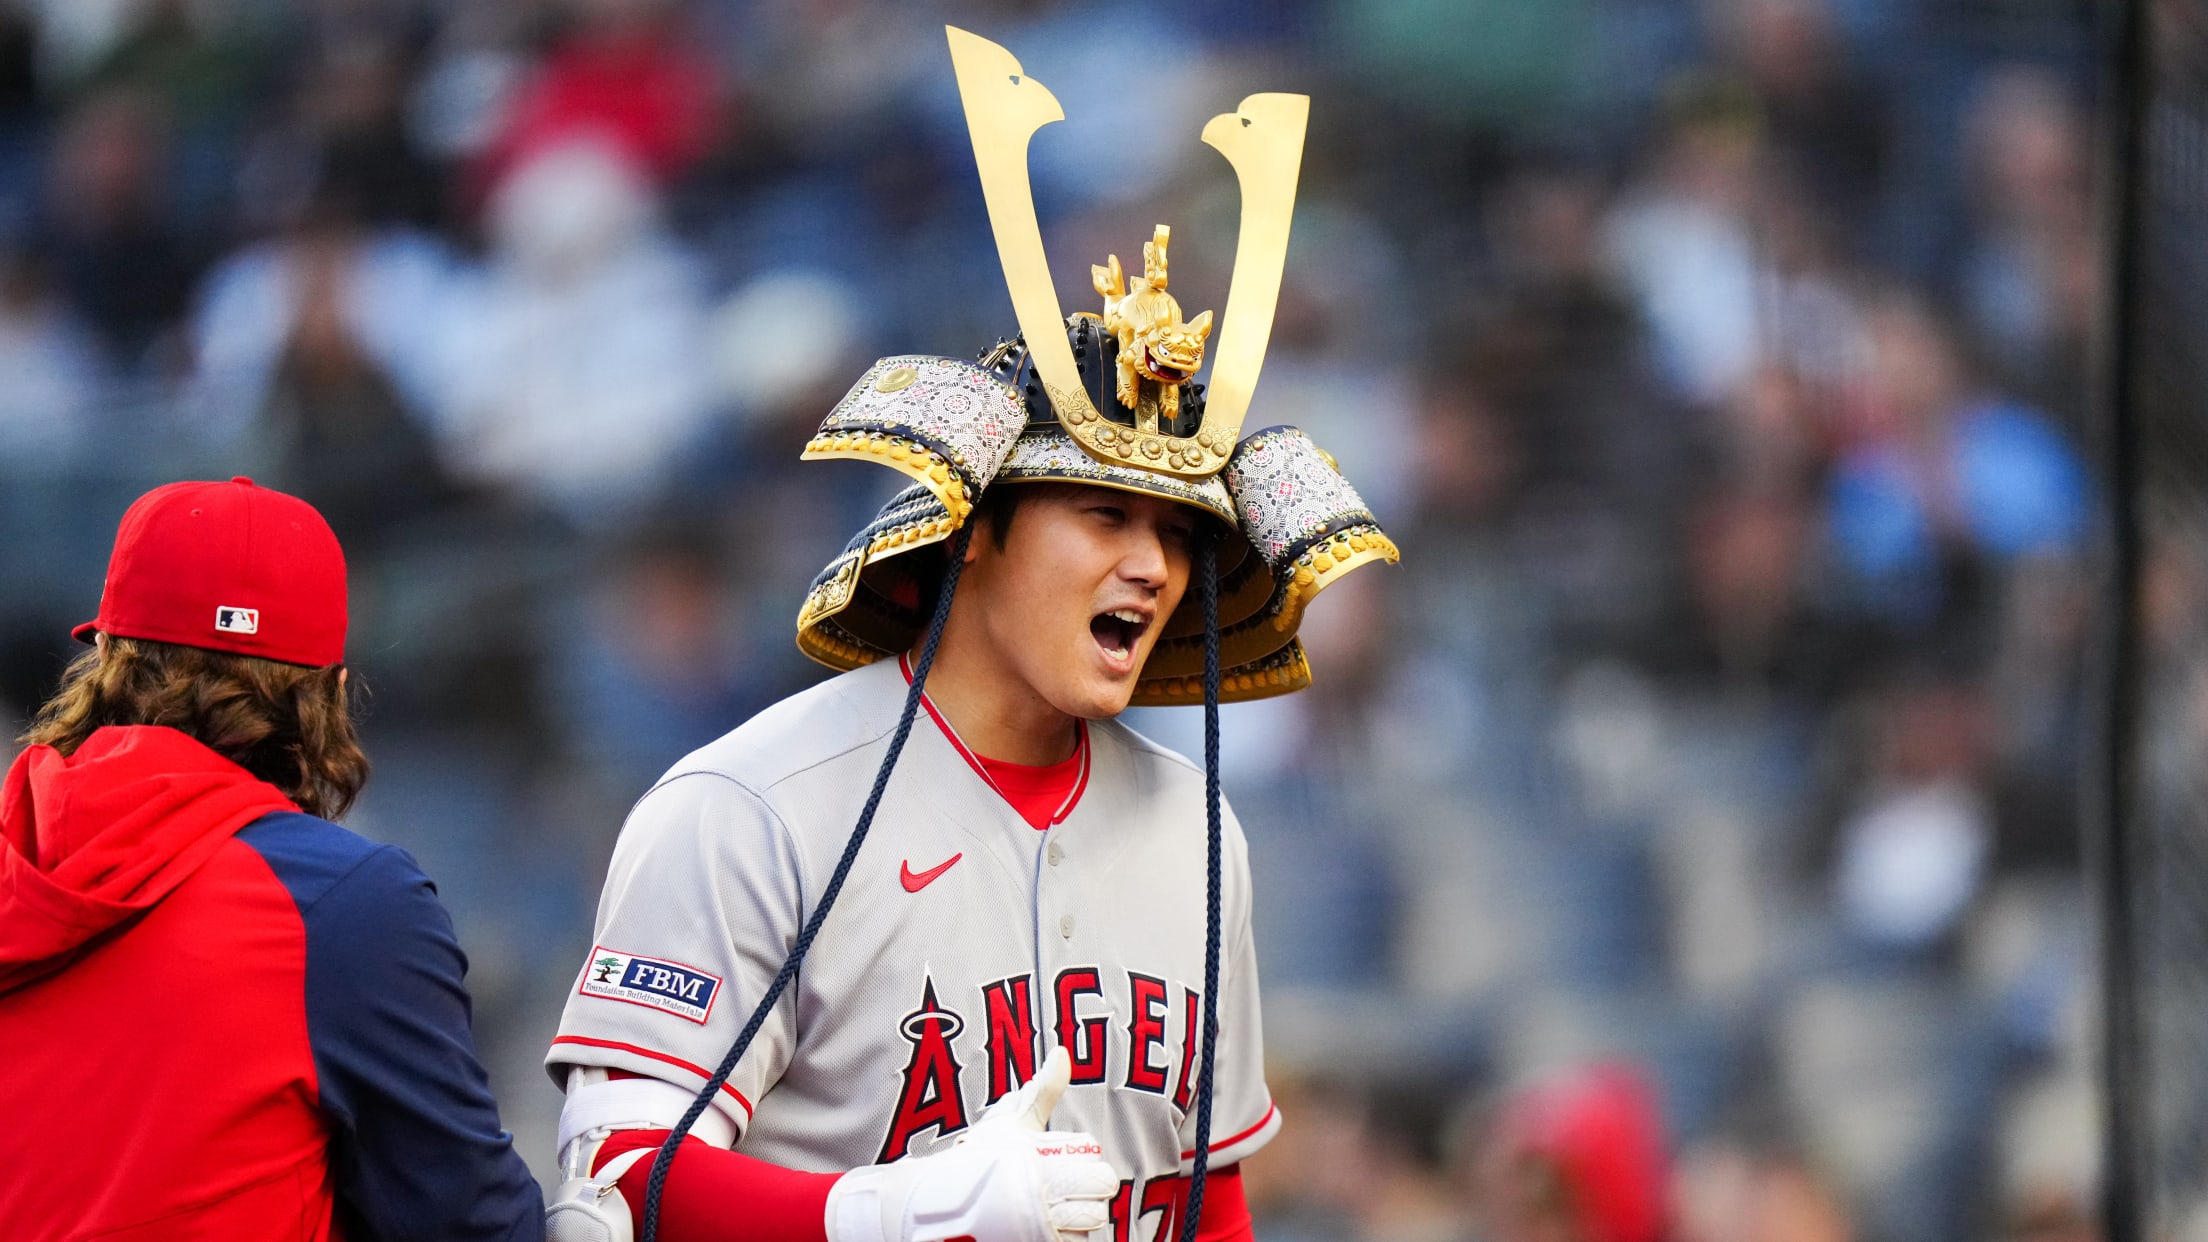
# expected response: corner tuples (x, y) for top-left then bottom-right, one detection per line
(2118, 0), (2208, 1232)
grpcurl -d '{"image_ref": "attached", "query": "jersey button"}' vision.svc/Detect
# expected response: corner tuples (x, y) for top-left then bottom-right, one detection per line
(1059, 914), (1075, 939)
(1047, 842), (1065, 867)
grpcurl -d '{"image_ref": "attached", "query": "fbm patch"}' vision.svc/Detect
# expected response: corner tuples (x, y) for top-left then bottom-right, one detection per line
(577, 946), (721, 1024)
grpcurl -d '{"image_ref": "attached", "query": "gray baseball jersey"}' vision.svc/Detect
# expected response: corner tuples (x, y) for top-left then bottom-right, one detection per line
(547, 657), (1279, 1234)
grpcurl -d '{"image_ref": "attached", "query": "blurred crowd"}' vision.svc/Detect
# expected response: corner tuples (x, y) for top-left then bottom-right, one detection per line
(0, 0), (2141, 1238)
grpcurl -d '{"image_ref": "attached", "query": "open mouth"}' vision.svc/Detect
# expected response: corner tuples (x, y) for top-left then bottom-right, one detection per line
(1090, 607), (1150, 663)
(1143, 349), (1191, 384)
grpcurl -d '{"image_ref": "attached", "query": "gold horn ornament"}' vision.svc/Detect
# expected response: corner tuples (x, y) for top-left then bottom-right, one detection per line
(944, 25), (1306, 481)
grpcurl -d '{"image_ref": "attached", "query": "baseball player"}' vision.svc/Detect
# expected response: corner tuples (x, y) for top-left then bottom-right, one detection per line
(0, 477), (543, 1240)
(543, 28), (1397, 1242)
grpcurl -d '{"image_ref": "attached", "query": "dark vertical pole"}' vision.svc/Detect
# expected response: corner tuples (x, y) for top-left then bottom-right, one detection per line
(2092, 0), (2151, 1236)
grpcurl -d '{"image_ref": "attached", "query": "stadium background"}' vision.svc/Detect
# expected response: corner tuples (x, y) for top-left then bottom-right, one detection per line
(0, 0), (2148, 1238)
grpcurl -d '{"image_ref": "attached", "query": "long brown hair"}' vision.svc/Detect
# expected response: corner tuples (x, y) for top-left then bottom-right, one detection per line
(20, 637), (370, 819)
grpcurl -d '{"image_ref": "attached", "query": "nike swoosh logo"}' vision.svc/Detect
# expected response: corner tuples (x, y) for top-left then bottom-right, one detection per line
(901, 853), (963, 893)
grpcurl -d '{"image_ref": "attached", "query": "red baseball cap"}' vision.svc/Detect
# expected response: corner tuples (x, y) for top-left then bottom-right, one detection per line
(73, 477), (348, 667)
(1494, 1062), (1667, 1242)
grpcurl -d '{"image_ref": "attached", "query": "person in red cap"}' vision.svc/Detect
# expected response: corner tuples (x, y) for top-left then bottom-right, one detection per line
(0, 477), (544, 1240)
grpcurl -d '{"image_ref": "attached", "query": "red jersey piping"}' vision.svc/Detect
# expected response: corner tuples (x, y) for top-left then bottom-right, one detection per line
(897, 653), (1091, 828)
(549, 1035), (755, 1118)
(1178, 1103), (1277, 1160)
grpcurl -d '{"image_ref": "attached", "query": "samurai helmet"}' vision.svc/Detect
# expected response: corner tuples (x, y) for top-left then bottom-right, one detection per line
(794, 27), (1398, 705)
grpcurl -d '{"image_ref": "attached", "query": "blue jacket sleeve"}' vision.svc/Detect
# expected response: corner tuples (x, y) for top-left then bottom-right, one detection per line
(300, 842), (546, 1241)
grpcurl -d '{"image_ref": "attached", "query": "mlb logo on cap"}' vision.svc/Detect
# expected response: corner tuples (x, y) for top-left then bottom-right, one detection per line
(74, 477), (347, 667)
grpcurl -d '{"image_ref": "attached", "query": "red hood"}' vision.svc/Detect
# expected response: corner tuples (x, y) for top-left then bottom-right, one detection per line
(0, 726), (297, 996)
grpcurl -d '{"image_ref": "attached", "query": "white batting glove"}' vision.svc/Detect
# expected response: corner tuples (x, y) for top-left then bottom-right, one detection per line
(824, 1046), (1116, 1242)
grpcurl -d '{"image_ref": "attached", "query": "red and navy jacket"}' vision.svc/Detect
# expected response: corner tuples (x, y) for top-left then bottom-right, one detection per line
(0, 725), (542, 1241)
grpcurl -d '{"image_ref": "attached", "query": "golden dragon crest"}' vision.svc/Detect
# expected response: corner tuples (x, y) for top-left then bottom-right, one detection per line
(1092, 225), (1213, 432)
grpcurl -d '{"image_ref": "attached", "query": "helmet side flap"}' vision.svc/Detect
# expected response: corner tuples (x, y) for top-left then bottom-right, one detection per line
(1223, 427), (1400, 640)
(801, 356), (1026, 530)
(1128, 427), (1398, 703)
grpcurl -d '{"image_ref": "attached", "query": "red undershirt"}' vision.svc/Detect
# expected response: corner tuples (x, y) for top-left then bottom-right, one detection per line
(977, 740), (1087, 830)
(902, 651), (1093, 830)
(600, 664), (1250, 1239)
